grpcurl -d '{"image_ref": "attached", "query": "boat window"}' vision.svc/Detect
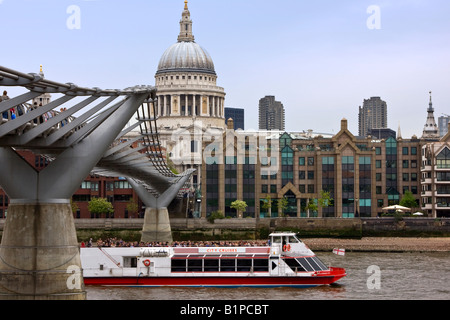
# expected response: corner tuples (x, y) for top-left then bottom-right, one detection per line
(283, 258), (307, 272)
(305, 257), (321, 271)
(272, 237), (282, 243)
(123, 257), (137, 268)
(253, 259), (269, 272)
(296, 258), (314, 272)
(204, 259), (219, 272)
(312, 257), (328, 271)
(288, 236), (299, 243)
(171, 259), (187, 272)
(220, 259), (236, 272)
(188, 259), (203, 272)
(237, 259), (252, 272)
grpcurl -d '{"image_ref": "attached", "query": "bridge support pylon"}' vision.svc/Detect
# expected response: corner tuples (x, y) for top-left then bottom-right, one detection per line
(0, 91), (150, 300)
(0, 203), (84, 300)
(127, 173), (193, 243)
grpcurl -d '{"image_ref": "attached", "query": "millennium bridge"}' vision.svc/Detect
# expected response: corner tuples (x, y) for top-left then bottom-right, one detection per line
(0, 65), (194, 300)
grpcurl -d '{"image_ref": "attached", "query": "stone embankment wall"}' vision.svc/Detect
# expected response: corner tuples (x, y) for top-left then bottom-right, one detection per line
(1, 217), (450, 240)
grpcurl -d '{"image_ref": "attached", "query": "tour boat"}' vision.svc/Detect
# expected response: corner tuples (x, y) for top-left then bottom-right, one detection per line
(81, 232), (346, 288)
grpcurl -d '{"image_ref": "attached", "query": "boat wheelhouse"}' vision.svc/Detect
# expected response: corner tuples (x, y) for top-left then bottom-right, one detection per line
(81, 232), (346, 288)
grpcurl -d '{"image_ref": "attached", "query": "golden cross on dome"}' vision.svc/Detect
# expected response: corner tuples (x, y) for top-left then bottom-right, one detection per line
(184, 0), (188, 10)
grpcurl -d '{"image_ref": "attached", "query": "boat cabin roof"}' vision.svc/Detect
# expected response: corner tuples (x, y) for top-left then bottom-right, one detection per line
(269, 232), (298, 237)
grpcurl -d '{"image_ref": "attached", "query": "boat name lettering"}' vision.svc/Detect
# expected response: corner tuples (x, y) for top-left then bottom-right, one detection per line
(199, 248), (246, 254)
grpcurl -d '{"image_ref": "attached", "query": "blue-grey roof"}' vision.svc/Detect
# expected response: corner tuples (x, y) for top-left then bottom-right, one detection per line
(156, 41), (216, 75)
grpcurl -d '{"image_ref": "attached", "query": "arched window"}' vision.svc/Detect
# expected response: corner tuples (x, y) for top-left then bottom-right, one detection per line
(437, 147), (450, 168)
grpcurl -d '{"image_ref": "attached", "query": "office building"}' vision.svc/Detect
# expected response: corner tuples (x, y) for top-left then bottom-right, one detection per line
(225, 107), (245, 130)
(421, 122), (450, 217)
(438, 115), (450, 137)
(358, 97), (388, 137)
(258, 96), (285, 131)
(200, 118), (450, 219)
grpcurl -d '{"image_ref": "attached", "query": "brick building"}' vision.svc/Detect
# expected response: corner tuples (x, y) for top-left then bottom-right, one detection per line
(201, 119), (448, 219)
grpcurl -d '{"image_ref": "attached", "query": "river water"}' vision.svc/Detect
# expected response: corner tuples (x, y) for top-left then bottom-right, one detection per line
(85, 252), (450, 301)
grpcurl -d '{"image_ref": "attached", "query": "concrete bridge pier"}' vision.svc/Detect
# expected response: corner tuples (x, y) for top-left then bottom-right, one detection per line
(0, 90), (151, 300)
(0, 202), (85, 300)
(127, 172), (193, 243)
(141, 208), (173, 243)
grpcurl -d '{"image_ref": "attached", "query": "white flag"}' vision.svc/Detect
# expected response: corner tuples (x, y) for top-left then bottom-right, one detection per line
(333, 248), (346, 256)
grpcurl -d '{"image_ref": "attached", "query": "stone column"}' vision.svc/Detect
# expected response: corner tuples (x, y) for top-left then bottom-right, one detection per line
(0, 92), (149, 300)
(0, 202), (85, 300)
(163, 95), (167, 116)
(141, 208), (173, 243)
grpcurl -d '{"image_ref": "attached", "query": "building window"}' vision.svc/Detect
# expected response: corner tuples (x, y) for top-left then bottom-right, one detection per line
(281, 146), (294, 165)
(386, 137), (397, 155)
(402, 147), (409, 155)
(376, 160), (381, 168)
(299, 171), (305, 180)
(437, 148), (450, 168)
(114, 181), (131, 189)
(403, 160), (409, 168)
(90, 182), (99, 192)
(377, 199), (384, 208)
(81, 181), (91, 189)
(376, 186), (382, 194)
(299, 157), (305, 166)
(322, 157), (334, 165)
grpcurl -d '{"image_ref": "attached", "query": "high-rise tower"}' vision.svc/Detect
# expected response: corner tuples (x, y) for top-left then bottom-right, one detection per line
(258, 96), (285, 131)
(358, 97), (388, 137)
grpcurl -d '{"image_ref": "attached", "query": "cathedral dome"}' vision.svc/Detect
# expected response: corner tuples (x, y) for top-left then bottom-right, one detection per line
(156, 1), (216, 76)
(156, 41), (216, 75)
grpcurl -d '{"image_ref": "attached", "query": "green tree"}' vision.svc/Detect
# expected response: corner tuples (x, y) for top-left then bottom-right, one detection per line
(318, 190), (334, 208)
(306, 190), (333, 217)
(230, 200), (247, 218)
(207, 210), (224, 224)
(88, 197), (114, 218)
(277, 197), (288, 217)
(399, 190), (418, 210)
(261, 195), (273, 218)
(305, 199), (318, 218)
(126, 197), (139, 218)
(70, 199), (79, 215)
